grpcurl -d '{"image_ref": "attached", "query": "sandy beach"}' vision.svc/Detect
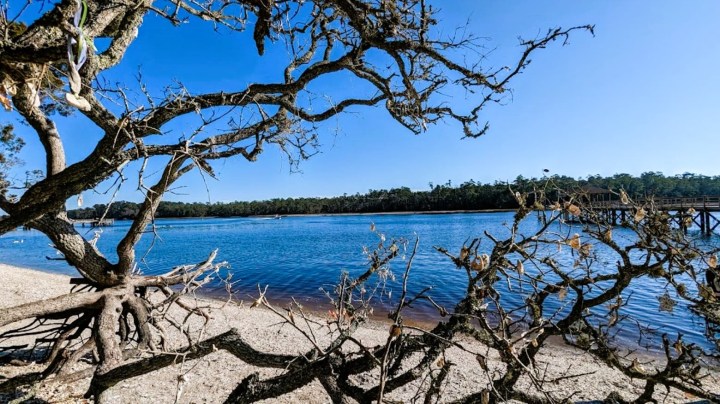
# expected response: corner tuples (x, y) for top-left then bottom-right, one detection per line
(1, 263), (718, 403)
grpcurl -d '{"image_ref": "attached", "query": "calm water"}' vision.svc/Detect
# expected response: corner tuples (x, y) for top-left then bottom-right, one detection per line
(1, 212), (718, 351)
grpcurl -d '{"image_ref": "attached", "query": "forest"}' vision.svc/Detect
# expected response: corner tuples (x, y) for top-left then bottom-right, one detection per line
(67, 172), (720, 219)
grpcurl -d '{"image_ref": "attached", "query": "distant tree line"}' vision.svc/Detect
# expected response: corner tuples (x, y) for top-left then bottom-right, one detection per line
(67, 172), (720, 219)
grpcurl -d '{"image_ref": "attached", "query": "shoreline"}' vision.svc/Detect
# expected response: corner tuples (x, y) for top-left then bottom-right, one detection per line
(69, 208), (519, 222)
(1, 263), (718, 402)
(272, 209), (518, 218)
(0, 264), (690, 356)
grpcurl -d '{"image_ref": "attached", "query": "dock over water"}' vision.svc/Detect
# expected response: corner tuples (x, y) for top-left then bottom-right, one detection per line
(586, 196), (720, 235)
(72, 218), (115, 227)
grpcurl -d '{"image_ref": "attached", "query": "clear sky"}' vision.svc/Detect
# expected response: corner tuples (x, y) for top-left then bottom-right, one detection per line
(8, 1), (720, 205)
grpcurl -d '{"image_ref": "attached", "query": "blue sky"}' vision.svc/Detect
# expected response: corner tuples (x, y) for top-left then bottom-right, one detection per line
(8, 1), (720, 205)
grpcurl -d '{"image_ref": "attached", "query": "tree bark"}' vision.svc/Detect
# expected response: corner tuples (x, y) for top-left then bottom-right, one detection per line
(0, 290), (103, 327)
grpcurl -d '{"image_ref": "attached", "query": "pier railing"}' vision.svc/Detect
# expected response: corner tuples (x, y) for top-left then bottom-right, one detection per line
(578, 196), (720, 235)
(71, 218), (115, 227)
(591, 196), (720, 211)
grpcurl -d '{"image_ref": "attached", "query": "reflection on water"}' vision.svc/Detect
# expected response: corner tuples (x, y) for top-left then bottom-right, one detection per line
(2, 212), (719, 351)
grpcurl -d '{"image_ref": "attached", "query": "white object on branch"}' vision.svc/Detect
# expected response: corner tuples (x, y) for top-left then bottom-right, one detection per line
(66, 0), (92, 111)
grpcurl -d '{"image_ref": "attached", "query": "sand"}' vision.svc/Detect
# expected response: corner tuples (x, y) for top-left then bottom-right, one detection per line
(0, 263), (718, 403)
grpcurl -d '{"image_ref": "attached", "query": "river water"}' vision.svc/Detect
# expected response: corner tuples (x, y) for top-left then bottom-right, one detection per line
(1, 212), (718, 351)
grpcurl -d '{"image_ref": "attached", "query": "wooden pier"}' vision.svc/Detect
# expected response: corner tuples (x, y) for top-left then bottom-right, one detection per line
(72, 218), (115, 227)
(583, 196), (720, 236)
